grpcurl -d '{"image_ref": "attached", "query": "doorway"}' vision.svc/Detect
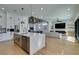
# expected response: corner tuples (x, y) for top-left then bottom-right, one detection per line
(75, 18), (79, 41)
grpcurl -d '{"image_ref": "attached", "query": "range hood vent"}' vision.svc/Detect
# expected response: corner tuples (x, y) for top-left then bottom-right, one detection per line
(29, 16), (47, 24)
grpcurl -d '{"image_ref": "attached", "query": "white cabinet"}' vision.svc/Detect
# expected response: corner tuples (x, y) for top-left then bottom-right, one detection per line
(0, 15), (2, 27)
(30, 33), (45, 55)
(0, 10), (6, 28)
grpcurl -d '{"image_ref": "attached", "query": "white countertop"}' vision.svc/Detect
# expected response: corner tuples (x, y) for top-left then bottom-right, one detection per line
(14, 32), (45, 37)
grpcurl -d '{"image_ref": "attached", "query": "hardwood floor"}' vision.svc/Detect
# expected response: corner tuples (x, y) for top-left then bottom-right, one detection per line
(35, 37), (79, 55)
(0, 40), (27, 55)
(0, 37), (79, 55)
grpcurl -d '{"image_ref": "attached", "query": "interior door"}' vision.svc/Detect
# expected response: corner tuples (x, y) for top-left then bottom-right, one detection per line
(75, 18), (79, 41)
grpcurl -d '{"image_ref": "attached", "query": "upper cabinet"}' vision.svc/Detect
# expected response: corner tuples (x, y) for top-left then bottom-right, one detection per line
(0, 10), (7, 28)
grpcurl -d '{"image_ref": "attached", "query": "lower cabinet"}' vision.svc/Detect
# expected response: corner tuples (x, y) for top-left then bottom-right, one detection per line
(14, 34), (30, 54)
(22, 36), (30, 53)
(14, 34), (22, 47)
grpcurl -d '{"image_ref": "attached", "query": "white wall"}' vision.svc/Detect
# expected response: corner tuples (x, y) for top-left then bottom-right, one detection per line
(74, 11), (79, 22)
(45, 18), (75, 33)
(66, 20), (74, 32)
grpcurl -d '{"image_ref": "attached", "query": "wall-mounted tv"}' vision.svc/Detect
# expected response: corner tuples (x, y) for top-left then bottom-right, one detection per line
(55, 23), (65, 29)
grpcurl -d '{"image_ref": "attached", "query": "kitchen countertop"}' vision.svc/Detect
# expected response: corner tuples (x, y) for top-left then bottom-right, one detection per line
(14, 32), (45, 38)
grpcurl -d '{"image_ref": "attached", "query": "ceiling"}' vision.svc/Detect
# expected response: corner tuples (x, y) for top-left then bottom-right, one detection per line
(0, 4), (79, 20)
(0, 4), (31, 16)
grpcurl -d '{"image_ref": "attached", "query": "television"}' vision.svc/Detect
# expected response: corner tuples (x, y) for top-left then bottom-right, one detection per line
(55, 23), (65, 29)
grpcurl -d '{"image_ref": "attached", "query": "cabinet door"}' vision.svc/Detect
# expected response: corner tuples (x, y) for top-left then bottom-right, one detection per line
(15, 37), (20, 45)
(14, 34), (20, 45)
(14, 34), (17, 43)
(22, 36), (30, 53)
(26, 37), (30, 52)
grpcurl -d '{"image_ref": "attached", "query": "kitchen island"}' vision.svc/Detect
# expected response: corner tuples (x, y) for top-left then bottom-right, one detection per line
(14, 32), (45, 55)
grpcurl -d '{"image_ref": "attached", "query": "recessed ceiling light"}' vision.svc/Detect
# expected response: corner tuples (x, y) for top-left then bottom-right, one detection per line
(32, 12), (35, 14)
(1, 8), (5, 10)
(67, 8), (70, 11)
(41, 8), (44, 10)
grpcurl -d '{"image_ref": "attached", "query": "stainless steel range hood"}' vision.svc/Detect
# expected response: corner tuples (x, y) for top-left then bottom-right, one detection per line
(28, 16), (48, 24)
